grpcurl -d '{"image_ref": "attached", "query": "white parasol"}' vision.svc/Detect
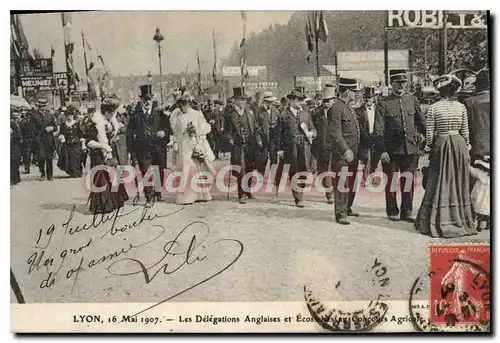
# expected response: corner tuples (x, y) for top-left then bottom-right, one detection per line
(10, 94), (31, 109)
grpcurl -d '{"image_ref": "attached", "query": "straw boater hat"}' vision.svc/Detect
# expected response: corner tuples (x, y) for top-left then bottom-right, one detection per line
(338, 77), (360, 91)
(176, 92), (192, 103)
(322, 85), (336, 100)
(263, 91), (277, 102)
(432, 74), (462, 92)
(37, 98), (48, 107)
(389, 69), (409, 83)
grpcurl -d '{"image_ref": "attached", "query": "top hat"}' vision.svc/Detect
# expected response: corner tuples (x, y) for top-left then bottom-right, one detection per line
(363, 86), (376, 98)
(287, 89), (305, 100)
(37, 98), (48, 107)
(232, 87), (247, 99)
(322, 85), (336, 100)
(432, 74), (462, 91)
(389, 69), (408, 83)
(338, 77), (359, 90)
(263, 91), (277, 102)
(295, 86), (305, 94)
(139, 84), (153, 99)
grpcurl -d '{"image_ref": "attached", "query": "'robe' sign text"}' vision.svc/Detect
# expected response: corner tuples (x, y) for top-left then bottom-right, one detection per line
(388, 10), (487, 29)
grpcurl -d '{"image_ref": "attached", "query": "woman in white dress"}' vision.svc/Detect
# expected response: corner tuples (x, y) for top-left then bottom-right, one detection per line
(172, 93), (216, 205)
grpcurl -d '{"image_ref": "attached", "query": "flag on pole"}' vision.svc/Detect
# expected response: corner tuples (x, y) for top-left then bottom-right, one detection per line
(212, 30), (217, 85)
(305, 19), (314, 63)
(240, 10), (249, 86)
(317, 11), (329, 43)
(50, 45), (55, 58)
(61, 12), (72, 27)
(197, 49), (203, 94)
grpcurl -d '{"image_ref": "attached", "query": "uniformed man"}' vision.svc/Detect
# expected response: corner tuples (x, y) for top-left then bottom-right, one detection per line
(465, 68), (490, 162)
(127, 84), (171, 205)
(327, 78), (361, 224)
(276, 89), (317, 208)
(34, 99), (57, 181)
(373, 69), (426, 222)
(311, 85), (336, 203)
(256, 91), (280, 176)
(357, 86), (381, 177)
(224, 87), (263, 204)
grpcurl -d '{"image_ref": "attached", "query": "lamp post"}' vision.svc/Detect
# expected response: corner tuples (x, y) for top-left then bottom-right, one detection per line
(153, 27), (164, 105)
(424, 34), (432, 85)
(147, 70), (153, 85)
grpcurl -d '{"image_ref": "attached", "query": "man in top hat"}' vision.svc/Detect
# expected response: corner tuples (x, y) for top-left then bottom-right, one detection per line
(465, 68), (490, 162)
(127, 84), (171, 205)
(256, 91), (280, 176)
(33, 98), (58, 181)
(373, 69), (426, 222)
(327, 77), (361, 224)
(357, 86), (381, 178)
(311, 85), (336, 203)
(224, 87), (263, 204)
(276, 89), (317, 207)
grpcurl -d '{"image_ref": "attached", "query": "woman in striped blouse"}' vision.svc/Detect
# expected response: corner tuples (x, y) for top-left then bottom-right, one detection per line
(415, 74), (476, 238)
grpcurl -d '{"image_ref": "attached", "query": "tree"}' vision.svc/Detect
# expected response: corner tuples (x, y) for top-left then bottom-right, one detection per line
(32, 47), (44, 59)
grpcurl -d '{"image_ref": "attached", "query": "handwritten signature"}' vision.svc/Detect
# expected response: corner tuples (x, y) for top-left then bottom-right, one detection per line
(107, 221), (244, 318)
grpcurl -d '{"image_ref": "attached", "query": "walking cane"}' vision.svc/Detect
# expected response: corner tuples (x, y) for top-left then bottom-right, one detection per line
(10, 268), (25, 304)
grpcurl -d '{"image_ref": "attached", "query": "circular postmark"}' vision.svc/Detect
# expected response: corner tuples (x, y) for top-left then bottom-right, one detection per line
(304, 258), (391, 332)
(409, 257), (490, 332)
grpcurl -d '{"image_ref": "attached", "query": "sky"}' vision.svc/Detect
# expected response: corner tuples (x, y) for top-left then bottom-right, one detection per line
(19, 11), (294, 77)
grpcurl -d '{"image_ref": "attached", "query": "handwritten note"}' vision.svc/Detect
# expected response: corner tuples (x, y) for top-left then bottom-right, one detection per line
(25, 202), (244, 316)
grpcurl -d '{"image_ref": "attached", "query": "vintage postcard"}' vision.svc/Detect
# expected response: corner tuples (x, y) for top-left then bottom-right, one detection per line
(10, 10), (490, 333)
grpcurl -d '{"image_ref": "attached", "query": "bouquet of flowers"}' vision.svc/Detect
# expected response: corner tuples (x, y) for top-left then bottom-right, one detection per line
(191, 145), (206, 163)
(186, 121), (196, 137)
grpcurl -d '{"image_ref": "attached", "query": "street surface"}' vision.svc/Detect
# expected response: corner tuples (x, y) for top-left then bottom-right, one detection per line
(11, 154), (489, 304)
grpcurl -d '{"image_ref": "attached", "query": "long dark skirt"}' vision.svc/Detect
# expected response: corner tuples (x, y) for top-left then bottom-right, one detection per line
(57, 143), (83, 177)
(415, 134), (476, 238)
(87, 152), (129, 214)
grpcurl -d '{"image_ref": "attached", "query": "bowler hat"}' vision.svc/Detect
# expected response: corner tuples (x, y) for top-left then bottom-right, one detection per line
(214, 100), (224, 106)
(389, 69), (408, 83)
(139, 84), (153, 99)
(287, 89), (305, 100)
(232, 87), (247, 99)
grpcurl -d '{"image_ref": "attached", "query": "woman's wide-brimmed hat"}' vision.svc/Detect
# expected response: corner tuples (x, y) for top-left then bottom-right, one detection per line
(176, 92), (192, 103)
(432, 74), (462, 91)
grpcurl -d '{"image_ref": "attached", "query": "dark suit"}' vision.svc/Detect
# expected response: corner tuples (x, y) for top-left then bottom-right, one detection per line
(327, 98), (360, 219)
(373, 93), (426, 217)
(256, 105), (280, 174)
(34, 111), (58, 179)
(311, 105), (334, 199)
(356, 104), (381, 175)
(277, 107), (316, 203)
(127, 105), (171, 200)
(465, 90), (490, 161)
(224, 106), (262, 198)
(19, 115), (36, 172)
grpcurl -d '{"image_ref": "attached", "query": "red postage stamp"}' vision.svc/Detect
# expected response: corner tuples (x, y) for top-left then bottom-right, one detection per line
(429, 244), (490, 326)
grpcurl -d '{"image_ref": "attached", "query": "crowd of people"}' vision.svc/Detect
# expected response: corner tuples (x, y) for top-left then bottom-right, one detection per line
(10, 67), (490, 239)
